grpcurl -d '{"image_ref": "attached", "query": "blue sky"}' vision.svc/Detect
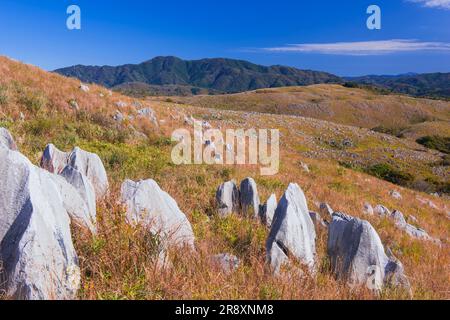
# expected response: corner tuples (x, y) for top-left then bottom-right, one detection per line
(0, 0), (449, 76)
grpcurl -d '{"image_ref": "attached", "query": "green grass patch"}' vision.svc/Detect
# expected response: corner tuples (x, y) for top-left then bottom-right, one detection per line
(416, 135), (450, 154)
(366, 163), (414, 186)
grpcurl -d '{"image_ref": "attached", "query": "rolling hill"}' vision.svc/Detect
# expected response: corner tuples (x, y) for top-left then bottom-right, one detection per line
(172, 85), (450, 131)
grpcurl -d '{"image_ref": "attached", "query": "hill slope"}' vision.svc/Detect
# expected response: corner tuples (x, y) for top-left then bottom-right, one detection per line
(54, 56), (341, 95)
(173, 85), (450, 131)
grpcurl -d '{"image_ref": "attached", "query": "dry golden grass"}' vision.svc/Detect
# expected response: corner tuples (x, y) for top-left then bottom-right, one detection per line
(0, 56), (449, 300)
(171, 84), (450, 133)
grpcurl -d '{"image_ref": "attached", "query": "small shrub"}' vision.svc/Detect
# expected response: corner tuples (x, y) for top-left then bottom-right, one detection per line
(410, 114), (434, 125)
(371, 126), (407, 138)
(195, 175), (206, 186)
(441, 154), (450, 166)
(366, 163), (414, 186)
(24, 117), (53, 136)
(220, 168), (233, 180)
(148, 135), (173, 147)
(338, 161), (362, 171)
(416, 136), (450, 154)
(256, 177), (285, 190)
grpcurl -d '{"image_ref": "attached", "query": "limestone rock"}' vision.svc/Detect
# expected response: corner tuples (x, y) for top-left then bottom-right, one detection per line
(216, 181), (240, 217)
(0, 127), (17, 150)
(327, 212), (409, 291)
(115, 101), (127, 108)
(40, 143), (69, 174)
(0, 147), (80, 300)
(259, 194), (277, 227)
(266, 183), (316, 274)
(120, 179), (195, 248)
(363, 203), (374, 215)
(59, 165), (97, 232)
(239, 177), (260, 217)
(79, 84), (89, 92)
(300, 162), (310, 173)
(68, 99), (79, 111)
(137, 107), (158, 126)
(374, 205), (390, 217)
(391, 210), (435, 242)
(68, 147), (109, 198)
(41, 144), (109, 198)
(389, 190), (402, 200)
(113, 111), (124, 122)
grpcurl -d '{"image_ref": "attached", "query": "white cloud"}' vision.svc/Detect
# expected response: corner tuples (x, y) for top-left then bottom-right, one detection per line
(262, 39), (450, 56)
(407, 0), (450, 9)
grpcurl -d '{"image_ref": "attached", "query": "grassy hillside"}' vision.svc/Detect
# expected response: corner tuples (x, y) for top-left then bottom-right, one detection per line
(174, 85), (450, 133)
(1, 56), (449, 299)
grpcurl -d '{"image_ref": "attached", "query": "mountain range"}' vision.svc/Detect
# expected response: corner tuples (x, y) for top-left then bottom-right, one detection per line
(54, 56), (450, 98)
(345, 73), (450, 99)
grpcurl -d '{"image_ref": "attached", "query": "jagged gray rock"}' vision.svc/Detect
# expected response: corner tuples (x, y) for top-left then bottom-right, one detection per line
(300, 162), (310, 173)
(266, 183), (316, 274)
(240, 177), (260, 217)
(40, 143), (69, 174)
(327, 212), (410, 291)
(137, 107), (158, 126)
(0, 147), (81, 300)
(390, 210), (435, 242)
(115, 101), (127, 108)
(68, 147), (109, 198)
(0, 127), (17, 150)
(113, 111), (124, 122)
(389, 190), (402, 200)
(48, 173), (96, 233)
(259, 194), (277, 227)
(363, 203), (374, 215)
(60, 165), (97, 232)
(79, 84), (89, 92)
(120, 179), (195, 248)
(374, 204), (390, 217)
(40, 144), (109, 198)
(216, 181), (240, 217)
(211, 253), (240, 274)
(68, 99), (79, 111)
